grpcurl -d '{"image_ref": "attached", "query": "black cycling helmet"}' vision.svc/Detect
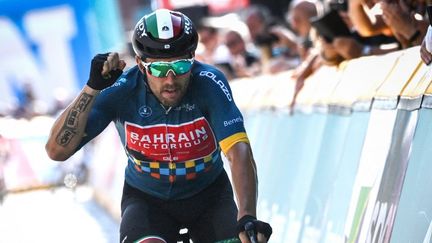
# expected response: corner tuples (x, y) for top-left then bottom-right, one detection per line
(132, 9), (199, 59)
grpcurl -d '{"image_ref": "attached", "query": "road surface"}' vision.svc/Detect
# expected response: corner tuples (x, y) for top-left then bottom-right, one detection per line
(0, 186), (119, 243)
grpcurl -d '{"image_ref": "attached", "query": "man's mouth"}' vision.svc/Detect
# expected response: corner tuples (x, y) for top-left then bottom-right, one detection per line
(162, 88), (179, 98)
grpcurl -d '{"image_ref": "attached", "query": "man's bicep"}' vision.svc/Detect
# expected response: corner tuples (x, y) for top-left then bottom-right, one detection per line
(219, 132), (250, 155)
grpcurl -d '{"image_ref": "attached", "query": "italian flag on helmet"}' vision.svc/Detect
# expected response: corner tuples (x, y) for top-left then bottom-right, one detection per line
(132, 8), (198, 58)
(145, 9), (183, 40)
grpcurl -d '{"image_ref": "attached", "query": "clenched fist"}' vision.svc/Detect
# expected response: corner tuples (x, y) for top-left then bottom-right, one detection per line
(87, 52), (126, 90)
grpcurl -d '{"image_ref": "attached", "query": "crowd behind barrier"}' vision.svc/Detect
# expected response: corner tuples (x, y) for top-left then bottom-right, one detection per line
(229, 46), (432, 242)
(2, 46), (432, 242)
(2, 0), (428, 119)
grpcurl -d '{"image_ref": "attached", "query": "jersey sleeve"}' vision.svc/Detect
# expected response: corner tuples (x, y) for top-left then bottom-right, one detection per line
(75, 97), (113, 151)
(194, 66), (249, 154)
(75, 72), (132, 151)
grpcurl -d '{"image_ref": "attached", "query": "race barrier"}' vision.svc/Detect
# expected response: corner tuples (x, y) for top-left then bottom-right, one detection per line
(230, 46), (432, 243)
(1, 42), (430, 242)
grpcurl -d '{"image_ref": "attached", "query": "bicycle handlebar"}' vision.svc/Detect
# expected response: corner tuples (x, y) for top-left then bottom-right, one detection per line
(245, 221), (258, 243)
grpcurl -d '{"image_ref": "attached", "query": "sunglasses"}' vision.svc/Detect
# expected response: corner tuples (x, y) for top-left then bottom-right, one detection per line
(141, 58), (194, 77)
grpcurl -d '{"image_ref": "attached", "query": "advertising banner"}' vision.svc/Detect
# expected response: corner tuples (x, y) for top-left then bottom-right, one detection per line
(0, 0), (123, 114)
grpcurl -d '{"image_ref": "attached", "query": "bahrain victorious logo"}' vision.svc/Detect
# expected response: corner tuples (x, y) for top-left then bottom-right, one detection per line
(125, 117), (217, 162)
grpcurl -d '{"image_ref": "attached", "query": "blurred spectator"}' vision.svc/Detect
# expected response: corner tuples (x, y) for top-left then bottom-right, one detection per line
(250, 0), (292, 23)
(288, 0), (415, 110)
(195, 24), (237, 78)
(244, 5), (275, 45)
(224, 30), (261, 78)
(315, 0), (410, 66)
(348, 0), (428, 49)
(195, 25), (231, 67)
(13, 82), (37, 119)
(288, 0), (318, 60)
(286, 0), (322, 111)
(243, 4), (300, 73)
(286, 0), (321, 77)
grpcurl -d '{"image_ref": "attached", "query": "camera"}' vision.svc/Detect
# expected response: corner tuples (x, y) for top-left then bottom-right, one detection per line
(310, 8), (352, 42)
(329, 0), (348, 12)
(254, 33), (279, 47)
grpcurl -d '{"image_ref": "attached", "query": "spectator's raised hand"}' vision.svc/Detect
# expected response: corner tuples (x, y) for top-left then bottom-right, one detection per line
(380, 1), (426, 47)
(318, 37), (344, 65)
(350, 0), (368, 6)
(332, 37), (363, 59)
(420, 39), (432, 65)
(381, 2), (414, 38)
(420, 26), (432, 65)
(349, 0), (393, 37)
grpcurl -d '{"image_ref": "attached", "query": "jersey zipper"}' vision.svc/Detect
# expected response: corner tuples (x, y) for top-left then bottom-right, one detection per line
(161, 104), (175, 182)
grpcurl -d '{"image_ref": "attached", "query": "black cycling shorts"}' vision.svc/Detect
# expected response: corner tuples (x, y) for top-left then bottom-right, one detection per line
(119, 170), (239, 243)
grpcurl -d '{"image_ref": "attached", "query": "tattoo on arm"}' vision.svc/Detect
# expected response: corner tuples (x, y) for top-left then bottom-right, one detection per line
(75, 93), (92, 111)
(56, 129), (76, 146)
(55, 93), (93, 147)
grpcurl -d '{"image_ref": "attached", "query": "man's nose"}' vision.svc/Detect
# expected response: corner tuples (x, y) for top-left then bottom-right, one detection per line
(164, 70), (176, 83)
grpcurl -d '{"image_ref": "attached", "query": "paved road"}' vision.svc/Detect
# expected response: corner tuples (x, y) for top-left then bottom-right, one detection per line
(0, 187), (119, 243)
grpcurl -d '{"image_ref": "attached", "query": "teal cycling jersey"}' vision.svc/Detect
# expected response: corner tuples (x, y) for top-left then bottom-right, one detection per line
(77, 61), (249, 199)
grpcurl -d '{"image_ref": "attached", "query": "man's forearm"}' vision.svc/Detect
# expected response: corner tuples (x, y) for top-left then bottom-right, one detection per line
(226, 142), (258, 218)
(349, 2), (375, 36)
(45, 85), (99, 161)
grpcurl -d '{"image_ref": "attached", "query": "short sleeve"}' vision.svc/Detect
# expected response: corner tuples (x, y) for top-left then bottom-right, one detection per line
(193, 66), (249, 154)
(75, 90), (116, 151)
(75, 75), (134, 151)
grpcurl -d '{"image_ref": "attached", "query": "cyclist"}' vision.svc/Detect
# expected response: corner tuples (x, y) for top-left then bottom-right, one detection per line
(45, 9), (272, 243)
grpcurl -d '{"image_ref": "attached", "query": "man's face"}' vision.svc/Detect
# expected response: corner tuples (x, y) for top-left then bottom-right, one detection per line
(136, 55), (192, 107)
(246, 13), (265, 40)
(225, 32), (245, 56)
(289, 3), (315, 38)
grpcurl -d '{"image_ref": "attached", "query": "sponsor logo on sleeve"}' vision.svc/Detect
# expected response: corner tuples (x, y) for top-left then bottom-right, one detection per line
(199, 71), (232, 101)
(223, 116), (243, 127)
